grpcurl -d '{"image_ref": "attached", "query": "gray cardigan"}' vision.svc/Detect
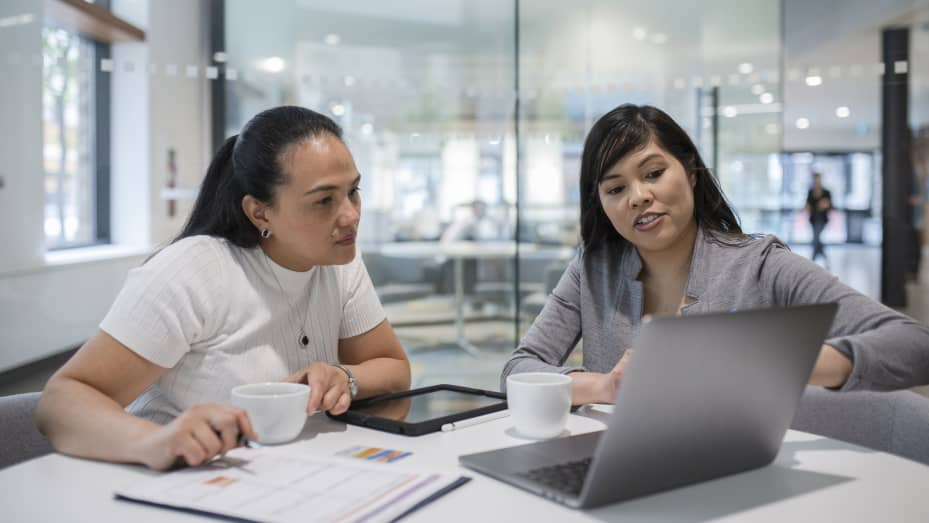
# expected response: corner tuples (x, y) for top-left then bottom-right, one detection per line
(502, 228), (929, 392)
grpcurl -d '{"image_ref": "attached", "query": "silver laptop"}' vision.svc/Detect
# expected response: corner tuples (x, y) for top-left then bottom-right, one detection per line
(460, 303), (838, 509)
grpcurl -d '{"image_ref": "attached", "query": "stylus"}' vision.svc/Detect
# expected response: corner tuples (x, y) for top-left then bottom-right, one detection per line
(440, 410), (510, 432)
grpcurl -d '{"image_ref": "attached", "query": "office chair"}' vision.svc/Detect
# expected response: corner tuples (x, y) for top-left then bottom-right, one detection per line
(792, 386), (929, 466)
(0, 392), (53, 469)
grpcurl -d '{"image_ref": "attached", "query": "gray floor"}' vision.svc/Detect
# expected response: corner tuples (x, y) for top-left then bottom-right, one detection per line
(2, 244), (928, 398)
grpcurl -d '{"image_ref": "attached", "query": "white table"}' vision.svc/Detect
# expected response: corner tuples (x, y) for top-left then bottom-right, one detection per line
(378, 241), (575, 356)
(3, 405), (929, 522)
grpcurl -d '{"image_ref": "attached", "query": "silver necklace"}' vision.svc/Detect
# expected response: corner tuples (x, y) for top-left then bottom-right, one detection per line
(262, 251), (312, 349)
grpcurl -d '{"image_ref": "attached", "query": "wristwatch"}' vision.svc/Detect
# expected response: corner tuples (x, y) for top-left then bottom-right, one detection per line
(334, 364), (358, 399)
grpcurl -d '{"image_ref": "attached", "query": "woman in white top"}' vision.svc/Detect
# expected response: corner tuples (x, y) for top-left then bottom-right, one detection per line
(37, 106), (411, 470)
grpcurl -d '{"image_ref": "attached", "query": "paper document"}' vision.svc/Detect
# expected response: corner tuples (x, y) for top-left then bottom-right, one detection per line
(115, 448), (469, 523)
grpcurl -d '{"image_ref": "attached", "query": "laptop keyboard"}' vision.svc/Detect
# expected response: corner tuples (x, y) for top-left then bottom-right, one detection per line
(515, 457), (592, 497)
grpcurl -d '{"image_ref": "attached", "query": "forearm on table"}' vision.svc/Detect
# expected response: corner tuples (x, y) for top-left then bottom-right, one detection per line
(37, 377), (160, 464)
(344, 356), (411, 399)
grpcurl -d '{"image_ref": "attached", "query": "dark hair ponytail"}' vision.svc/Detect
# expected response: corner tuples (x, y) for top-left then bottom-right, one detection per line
(174, 106), (343, 247)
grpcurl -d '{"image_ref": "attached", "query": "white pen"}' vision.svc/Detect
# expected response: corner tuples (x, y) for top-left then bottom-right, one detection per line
(441, 410), (510, 432)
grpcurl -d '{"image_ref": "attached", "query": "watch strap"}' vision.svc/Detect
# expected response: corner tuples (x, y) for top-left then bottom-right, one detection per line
(334, 364), (358, 399)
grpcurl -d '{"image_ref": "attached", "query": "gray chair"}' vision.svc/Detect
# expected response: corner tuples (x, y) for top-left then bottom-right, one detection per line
(792, 386), (929, 465)
(0, 392), (53, 469)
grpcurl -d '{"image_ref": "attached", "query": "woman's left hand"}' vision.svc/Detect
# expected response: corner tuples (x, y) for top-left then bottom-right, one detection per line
(809, 344), (852, 389)
(284, 363), (352, 415)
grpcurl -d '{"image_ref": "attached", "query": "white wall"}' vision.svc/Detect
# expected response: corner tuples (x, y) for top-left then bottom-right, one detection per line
(0, 0), (211, 372)
(0, 1), (44, 274)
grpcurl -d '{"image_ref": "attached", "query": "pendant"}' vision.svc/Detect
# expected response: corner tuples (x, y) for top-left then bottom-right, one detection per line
(299, 332), (309, 347)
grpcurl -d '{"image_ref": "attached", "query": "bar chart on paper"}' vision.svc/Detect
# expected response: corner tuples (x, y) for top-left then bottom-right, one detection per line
(114, 449), (468, 523)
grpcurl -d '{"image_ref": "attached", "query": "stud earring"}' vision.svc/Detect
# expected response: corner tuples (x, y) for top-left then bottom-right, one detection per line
(261, 228), (271, 239)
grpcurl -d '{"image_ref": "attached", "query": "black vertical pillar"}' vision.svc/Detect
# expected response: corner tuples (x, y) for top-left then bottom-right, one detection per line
(881, 27), (910, 307)
(209, 0), (226, 154)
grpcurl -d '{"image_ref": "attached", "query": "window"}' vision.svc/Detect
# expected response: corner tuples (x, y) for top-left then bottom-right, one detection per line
(42, 25), (110, 249)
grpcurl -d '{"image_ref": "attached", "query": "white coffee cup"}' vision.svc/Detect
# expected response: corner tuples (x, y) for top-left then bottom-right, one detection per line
(230, 382), (310, 445)
(506, 372), (573, 439)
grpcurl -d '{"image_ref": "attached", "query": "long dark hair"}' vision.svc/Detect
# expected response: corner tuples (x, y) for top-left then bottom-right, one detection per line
(579, 104), (742, 251)
(175, 106), (343, 247)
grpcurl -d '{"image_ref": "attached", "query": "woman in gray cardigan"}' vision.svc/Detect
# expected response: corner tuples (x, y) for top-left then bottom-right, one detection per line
(503, 104), (929, 405)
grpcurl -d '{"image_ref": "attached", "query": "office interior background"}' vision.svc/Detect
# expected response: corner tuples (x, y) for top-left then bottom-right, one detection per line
(2, 0), (929, 394)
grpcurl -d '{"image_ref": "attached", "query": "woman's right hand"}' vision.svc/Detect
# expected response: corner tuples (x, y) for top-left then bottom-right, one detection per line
(136, 404), (257, 471)
(570, 350), (634, 405)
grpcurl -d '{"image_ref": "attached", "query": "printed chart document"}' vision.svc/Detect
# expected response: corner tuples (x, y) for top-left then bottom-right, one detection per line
(114, 448), (470, 523)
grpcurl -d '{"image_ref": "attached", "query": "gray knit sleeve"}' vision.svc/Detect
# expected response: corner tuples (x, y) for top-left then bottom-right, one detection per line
(760, 244), (929, 391)
(500, 254), (585, 391)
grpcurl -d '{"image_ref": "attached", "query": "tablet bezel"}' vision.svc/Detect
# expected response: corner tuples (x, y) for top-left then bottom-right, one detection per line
(327, 384), (507, 436)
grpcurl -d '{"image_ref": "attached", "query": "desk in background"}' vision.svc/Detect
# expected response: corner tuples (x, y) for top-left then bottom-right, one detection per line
(2, 405), (928, 522)
(377, 241), (575, 356)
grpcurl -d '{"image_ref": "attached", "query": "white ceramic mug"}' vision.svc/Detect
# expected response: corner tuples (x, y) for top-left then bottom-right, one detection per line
(506, 372), (572, 439)
(230, 382), (310, 445)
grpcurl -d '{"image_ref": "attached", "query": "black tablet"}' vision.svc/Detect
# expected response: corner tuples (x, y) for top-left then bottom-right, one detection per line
(327, 384), (507, 436)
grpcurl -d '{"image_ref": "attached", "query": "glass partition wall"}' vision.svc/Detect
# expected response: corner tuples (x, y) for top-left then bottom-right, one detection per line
(221, 0), (782, 388)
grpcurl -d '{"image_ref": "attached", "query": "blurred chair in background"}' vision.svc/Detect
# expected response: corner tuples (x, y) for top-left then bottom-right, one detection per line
(792, 386), (929, 466)
(0, 392), (52, 470)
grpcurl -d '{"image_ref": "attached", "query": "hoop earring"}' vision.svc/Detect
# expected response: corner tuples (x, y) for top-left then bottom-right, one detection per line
(261, 228), (271, 239)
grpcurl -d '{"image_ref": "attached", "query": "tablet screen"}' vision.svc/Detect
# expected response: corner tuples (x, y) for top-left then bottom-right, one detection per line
(351, 389), (505, 423)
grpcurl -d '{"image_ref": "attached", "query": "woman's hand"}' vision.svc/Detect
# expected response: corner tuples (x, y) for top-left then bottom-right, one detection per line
(568, 350), (634, 405)
(284, 362), (352, 415)
(809, 344), (852, 389)
(136, 403), (257, 471)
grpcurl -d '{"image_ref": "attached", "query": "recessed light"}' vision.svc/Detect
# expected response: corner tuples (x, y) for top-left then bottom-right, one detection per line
(632, 27), (647, 41)
(795, 118), (810, 129)
(759, 93), (774, 104)
(324, 33), (340, 46)
(344, 75), (356, 87)
(751, 83), (765, 95)
(738, 63), (754, 74)
(257, 56), (285, 73)
(331, 103), (345, 116)
(722, 106), (738, 118)
(805, 75), (823, 86)
(836, 106), (851, 118)
(361, 123), (373, 135)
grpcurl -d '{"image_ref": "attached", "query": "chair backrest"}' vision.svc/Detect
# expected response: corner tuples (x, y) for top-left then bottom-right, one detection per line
(792, 386), (929, 466)
(0, 392), (53, 469)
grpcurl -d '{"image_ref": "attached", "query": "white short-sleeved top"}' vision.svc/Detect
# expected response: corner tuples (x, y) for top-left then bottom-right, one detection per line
(100, 235), (386, 424)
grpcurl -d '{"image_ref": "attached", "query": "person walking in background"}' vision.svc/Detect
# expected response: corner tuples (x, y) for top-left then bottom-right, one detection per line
(804, 172), (832, 263)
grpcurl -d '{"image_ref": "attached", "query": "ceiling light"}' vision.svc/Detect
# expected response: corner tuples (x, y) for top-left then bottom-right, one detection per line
(324, 33), (340, 46)
(751, 83), (765, 95)
(722, 106), (738, 118)
(331, 103), (345, 116)
(738, 62), (754, 74)
(805, 75), (823, 86)
(213, 51), (228, 63)
(759, 92), (774, 104)
(795, 118), (810, 129)
(835, 106), (851, 118)
(361, 122), (373, 135)
(344, 75), (356, 87)
(632, 27), (647, 41)
(257, 57), (285, 73)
